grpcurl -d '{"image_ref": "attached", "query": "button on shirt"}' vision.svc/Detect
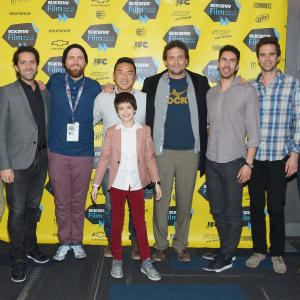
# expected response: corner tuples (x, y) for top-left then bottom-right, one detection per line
(252, 70), (300, 161)
(112, 122), (142, 191)
(206, 78), (260, 163)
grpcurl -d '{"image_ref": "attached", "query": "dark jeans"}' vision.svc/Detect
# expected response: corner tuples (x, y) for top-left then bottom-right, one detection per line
(6, 150), (48, 261)
(206, 158), (244, 257)
(102, 169), (136, 240)
(248, 158), (287, 256)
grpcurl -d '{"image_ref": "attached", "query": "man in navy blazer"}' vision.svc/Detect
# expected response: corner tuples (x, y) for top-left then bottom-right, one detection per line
(142, 40), (210, 262)
(0, 46), (51, 283)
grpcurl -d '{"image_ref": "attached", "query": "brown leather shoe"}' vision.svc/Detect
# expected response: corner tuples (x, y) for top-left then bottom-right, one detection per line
(152, 249), (166, 262)
(104, 239), (112, 258)
(176, 248), (191, 263)
(131, 239), (140, 260)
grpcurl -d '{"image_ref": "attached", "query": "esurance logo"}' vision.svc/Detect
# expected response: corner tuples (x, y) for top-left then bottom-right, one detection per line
(244, 28), (280, 52)
(204, 0), (240, 25)
(42, 56), (65, 77)
(3, 23), (38, 47)
(85, 204), (105, 228)
(82, 24), (119, 51)
(163, 25), (200, 49)
(133, 56), (159, 83)
(42, 0), (79, 21)
(202, 60), (219, 83)
(123, 0), (160, 23)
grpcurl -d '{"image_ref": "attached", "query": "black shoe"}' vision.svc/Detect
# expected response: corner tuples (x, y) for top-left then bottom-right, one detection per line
(202, 251), (236, 261)
(202, 252), (217, 260)
(27, 249), (49, 264)
(203, 253), (233, 272)
(11, 260), (26, 283)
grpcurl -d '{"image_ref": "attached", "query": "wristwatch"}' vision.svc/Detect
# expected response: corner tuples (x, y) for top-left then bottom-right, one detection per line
(245, 161), (254, 169)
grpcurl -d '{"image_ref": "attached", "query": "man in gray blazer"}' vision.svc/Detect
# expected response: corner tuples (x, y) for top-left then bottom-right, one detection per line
(0, 46), (51, 283)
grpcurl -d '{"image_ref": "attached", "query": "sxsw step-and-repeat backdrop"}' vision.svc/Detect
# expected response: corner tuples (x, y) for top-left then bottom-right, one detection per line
(0, 0), (287, 247)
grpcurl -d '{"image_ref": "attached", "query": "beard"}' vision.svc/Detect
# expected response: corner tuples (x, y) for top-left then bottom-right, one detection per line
(66, 65), (84, 79)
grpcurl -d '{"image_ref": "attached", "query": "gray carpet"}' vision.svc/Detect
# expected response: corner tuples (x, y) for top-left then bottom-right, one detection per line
(0, 239), (300, 300)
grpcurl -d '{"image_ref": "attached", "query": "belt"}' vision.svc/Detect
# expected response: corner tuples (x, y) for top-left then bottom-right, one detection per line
(37, 144), (47, 152)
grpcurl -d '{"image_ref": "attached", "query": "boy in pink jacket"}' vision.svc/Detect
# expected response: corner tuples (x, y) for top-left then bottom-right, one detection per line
(91, 92), (162, 281)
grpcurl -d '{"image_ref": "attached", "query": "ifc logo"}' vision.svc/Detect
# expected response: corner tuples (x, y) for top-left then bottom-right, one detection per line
(96, 10), (105, 18)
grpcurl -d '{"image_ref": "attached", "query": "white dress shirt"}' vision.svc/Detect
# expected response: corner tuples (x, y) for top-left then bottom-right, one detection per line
(112, 121), (143, 191)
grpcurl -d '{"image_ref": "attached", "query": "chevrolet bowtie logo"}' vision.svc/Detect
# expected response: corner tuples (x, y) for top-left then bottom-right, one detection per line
(51, 40), (69, 46)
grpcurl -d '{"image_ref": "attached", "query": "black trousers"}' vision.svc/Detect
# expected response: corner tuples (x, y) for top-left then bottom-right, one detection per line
(5, 150), (48, 261)
(248, 158), (287, 256)
(206, 158), (244, 257)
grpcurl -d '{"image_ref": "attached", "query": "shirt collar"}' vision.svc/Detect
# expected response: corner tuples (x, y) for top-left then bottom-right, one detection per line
(115, 121), (142, 130)
(67, 73), (85, 86)
(256, 69), (284, 84)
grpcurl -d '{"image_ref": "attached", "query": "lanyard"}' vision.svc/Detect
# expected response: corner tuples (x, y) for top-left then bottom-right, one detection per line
(65, 74), (85, 123)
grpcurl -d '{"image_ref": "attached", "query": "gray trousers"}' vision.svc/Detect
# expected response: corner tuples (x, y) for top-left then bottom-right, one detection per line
(205, 158), (244, 257)
(153, 150), (199, 252)
(0, 180), (5, 222)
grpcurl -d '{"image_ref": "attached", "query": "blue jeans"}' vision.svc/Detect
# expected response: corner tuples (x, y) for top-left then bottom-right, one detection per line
(102, 169), (136, 240)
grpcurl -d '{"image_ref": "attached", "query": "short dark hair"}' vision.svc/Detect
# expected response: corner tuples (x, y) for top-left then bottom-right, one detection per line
(114, 92), (137, 112)
(218, 45), (240, 64)
(62, 43), (88, 67)
(113, 57), (136, 74)
(255, 36), (281, 58)
(162, 40), (189, 62)
(12, 46), (40, 66)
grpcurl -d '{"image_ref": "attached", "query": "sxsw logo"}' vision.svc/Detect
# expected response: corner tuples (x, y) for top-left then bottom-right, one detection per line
(85, 204), (105, 228)
(202, 60), (219, 83)
(3, 23), (38, 47)
(163, 25), (200, 49)
(123, 0), (160, 23)
(133, 56), (159, 83)
(82, 24), (119, 51)
(168, 206), (193, 228)
(42, 56), (65, 77)
(243, 28), (280, 52)
(198, 182), (208, 201)
(134, 41), (148, 48)
(242, 206), (251, 228)
(42, 0), (79, 21)
(204, 0), (240, 25)
(176, 0), (190, 5)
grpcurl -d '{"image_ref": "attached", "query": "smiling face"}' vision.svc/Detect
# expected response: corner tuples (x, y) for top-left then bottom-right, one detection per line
(257, 43), (280, 73)
(164, 47), (188, 79)
(113, 62), (136, 92)
(14, 52), (38, 84)
(117, 101), (135, 126)
(218, 50), (239, 79)
(64, 48), (86, 79)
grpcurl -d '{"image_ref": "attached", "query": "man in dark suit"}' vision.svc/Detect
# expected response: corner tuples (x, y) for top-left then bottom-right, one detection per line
(142, 40), (210, 262)
(0, 46), (51, 283)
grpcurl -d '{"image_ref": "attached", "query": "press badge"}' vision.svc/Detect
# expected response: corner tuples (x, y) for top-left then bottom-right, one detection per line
(67, 122), (79, 142)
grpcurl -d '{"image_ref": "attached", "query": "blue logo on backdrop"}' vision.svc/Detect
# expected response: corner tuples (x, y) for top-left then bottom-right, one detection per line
(123, 0), (160, 23)
(133, 56), (159, 83)
(3, 23), (38, 47)
(163, 25), (200, 49)
(198, 182), (208, 201)
(243, 28), (280, 52)
(204, 0), (240, 25)
(85, 204), (105, 228)
(202, 60), (219, 83)
(82, 24), (119, 51)
(42, 0), (79, 21)
(42, 56), (65, 77)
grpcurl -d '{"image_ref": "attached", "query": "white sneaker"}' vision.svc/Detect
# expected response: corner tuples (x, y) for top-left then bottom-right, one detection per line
(271, 256), (287, 274)
(111, 259), (123, 278)
(71, 245), (87, 259)
(245, 253), (266, 268)
(53, 245), (71, 261)
(141, 258), (161, 281)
